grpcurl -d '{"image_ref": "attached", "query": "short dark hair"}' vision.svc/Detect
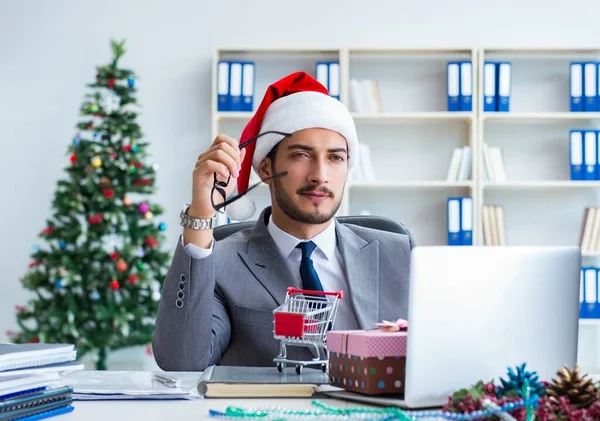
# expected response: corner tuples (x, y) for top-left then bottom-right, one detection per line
(266, 142), (280, 167)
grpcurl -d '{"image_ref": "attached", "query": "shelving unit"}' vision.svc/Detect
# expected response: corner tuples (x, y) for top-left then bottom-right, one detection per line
(212, 47), (478, 246)
(211, 46), (600, 372)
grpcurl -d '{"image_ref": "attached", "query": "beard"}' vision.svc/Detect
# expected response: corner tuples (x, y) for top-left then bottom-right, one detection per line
(272, 176), (342, 224)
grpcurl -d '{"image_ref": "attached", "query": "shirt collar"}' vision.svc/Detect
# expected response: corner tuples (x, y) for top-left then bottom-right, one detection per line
(267, 215), (337, 261)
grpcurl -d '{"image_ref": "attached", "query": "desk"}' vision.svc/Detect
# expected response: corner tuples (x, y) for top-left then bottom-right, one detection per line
(64, 398), (390, 421)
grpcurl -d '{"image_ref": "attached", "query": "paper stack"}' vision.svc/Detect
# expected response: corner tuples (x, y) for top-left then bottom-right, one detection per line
(0, 342), (83, 420)
(60, 370), (201, 400)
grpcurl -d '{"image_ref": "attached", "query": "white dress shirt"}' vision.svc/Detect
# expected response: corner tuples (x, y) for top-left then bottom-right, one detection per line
(182, 217), (360, 330)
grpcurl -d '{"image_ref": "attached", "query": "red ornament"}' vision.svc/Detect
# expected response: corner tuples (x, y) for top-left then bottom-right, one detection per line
(110, 151), (117, 159)
(133, 179), (152, 186)
(29, 336), (40, 343)
(116, 259), (128, 272)
(41, 226), (53, 235)
(103, 189), (115, 199)
(88, 213), (104, 224)
(87, 122), (93, 129)
(110, 280), (120, 290)
(70, 154), (77, 163)
(145, 236), (159, 247)
(15, 305), (26, 312)
(127, 274), (138, 284)
(107, 78), (116, 88)
(28, 260), (41, 268)
(122, 145), (133, 153)
(132, 161), (143, 168)
(110, 251), (120, 261)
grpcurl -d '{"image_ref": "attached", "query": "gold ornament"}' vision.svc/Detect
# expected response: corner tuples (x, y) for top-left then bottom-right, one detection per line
(144, 211), (153, 220)
(546, 364), (599, 408)
(122, 196), (131, 206)
(99, 177), (111, 189)
(91, 156), (102, 168)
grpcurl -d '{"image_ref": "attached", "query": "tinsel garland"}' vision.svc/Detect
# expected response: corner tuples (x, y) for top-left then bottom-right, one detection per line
(208, 381), (537, 421)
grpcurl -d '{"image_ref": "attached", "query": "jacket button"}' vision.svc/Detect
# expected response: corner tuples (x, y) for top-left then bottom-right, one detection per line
(176, 299), (184, 308)
(180, 274), (186, 282)
(177, 290), (185, 300)
(179, 282), (185, 291)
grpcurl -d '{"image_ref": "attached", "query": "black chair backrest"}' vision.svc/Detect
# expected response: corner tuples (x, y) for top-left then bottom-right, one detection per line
(213, 214), (411, 241)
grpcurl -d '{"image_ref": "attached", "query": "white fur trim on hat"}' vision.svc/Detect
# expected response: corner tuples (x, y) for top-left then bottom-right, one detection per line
(252, 91), (359, 172)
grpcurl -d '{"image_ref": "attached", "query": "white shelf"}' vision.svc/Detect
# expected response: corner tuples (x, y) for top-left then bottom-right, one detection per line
(483, 112), (600, 121)
(580, 319), (600, 326)
(351, 112), (473, 121)
(216, 112), (253, 119)
(350, 180), (473, 189)
(484, 181), (600, 190)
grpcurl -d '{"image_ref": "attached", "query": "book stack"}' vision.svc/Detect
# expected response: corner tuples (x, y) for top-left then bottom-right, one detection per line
(446, 146), (472, 181)
(0, 343), (82, 420)
(349, 79), (383, 114)
(481, 143), (507, 182)
(579, 207), (600, 255)
(481, 205), (506, 246)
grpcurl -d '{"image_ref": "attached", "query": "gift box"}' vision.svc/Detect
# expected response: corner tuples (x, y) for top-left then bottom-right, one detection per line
(326, 321), (407, 396)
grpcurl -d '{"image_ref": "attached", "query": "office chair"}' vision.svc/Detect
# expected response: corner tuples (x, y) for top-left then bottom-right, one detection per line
(213, 211), (412, 241)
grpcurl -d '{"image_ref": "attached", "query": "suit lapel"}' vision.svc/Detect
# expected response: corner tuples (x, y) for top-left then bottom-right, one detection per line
(336, 222), (380, 330)
(237, 208), (299, 306)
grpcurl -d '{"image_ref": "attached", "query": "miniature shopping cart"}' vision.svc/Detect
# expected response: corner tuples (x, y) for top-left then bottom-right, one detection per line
(273, 287), (343, 375)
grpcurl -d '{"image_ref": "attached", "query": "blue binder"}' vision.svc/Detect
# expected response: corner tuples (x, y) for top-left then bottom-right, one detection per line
(569, 130), (584, 180)
(328, 62), (340, 101)
(447, 62), (460, 112)
(496, 62), (511, 112)
(584, 130), (597, 180)
(228, 62), (243, 112)
(582, 267), (599, 318)
(447, 197), (461, 245)
(217, 60), (231, 112)
(459, 61), (473, 111)
(584, 62), (597, 112)
(483, 61), (497, 112)
(241, 61), (255, 112)
(315, 61), (329, 91)
(570, 62), (583, 112)
(460, 197), (473, 245)
(596, 130), (600, 179)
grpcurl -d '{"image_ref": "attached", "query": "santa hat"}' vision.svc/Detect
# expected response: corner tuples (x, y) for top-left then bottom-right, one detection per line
(225, 71), (358, 221)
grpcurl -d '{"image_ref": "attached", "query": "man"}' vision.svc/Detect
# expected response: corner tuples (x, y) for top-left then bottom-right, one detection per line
(152, 71), (415, 371)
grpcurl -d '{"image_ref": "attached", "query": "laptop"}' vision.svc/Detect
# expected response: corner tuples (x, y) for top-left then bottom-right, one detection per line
(324, 245), (581, 409)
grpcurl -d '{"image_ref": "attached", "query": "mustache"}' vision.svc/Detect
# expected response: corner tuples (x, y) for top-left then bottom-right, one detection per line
(297, 185), (334, 197)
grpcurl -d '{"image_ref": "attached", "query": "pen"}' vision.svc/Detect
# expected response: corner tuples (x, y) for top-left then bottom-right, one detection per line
(152, 372), (181, 388)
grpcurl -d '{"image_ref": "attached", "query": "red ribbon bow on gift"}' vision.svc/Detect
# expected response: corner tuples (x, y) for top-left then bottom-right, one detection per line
(376, 318), (408, 332)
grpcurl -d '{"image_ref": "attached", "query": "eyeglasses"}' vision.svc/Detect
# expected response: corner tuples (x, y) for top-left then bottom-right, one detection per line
(212, 131), (292, 214)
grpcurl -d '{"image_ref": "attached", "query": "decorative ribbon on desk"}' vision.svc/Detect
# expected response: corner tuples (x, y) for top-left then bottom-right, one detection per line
(207, 387), (537, 420)
(207, 369), (541, 421)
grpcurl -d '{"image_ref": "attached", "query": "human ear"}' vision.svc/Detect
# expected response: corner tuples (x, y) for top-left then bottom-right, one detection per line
(258, 158), (273, 182)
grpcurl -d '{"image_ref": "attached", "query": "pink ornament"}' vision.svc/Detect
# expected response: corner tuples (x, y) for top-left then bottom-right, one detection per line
(138, 203), (149, 213)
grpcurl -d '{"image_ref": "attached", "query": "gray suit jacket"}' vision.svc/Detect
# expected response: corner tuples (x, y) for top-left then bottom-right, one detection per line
(152, 207), (416, 371)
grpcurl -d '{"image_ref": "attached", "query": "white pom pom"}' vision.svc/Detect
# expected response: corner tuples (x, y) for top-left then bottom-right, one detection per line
(225, 195), (256, 221)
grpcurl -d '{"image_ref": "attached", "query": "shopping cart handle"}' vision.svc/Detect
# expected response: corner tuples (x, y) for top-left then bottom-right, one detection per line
(286, 287), (344, 299)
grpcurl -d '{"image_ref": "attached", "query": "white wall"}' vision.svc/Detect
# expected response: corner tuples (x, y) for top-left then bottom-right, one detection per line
(1, 0), (599, 359)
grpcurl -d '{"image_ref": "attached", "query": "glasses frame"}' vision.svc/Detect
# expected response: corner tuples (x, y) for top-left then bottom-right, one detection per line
(211, 131), (292, 214)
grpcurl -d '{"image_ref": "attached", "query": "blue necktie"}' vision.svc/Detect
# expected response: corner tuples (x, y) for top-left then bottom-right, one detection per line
(296, 241), (324, 292)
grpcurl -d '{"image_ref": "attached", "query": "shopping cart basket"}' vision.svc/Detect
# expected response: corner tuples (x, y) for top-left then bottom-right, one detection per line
(273, 287), (343, 374)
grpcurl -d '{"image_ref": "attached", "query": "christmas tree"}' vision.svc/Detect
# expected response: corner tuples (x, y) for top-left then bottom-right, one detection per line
(7, 39), (171, 370)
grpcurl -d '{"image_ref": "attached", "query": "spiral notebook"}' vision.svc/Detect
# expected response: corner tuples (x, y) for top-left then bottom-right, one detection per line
(0, 343), (76, 372)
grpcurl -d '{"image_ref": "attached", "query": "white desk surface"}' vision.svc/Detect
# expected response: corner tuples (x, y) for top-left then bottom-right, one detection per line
(65, 398), (396, 420)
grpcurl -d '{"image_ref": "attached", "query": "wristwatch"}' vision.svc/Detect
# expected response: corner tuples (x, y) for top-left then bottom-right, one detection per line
(179, 204), (216, 230)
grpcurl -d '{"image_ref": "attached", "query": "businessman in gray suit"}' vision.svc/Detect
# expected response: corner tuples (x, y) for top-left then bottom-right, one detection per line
(152, 72), (415, 371)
